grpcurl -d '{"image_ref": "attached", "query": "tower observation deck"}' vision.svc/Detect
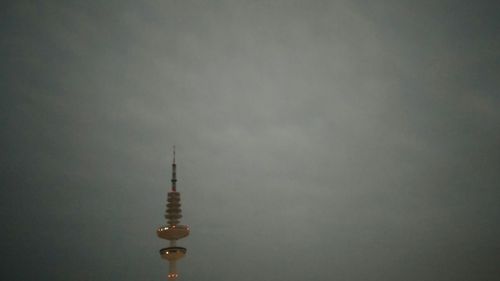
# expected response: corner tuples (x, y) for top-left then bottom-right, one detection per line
(157, 147), (190, 280)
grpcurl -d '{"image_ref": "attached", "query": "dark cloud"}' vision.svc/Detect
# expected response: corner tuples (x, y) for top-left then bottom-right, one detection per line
(1, 1), (499, 280)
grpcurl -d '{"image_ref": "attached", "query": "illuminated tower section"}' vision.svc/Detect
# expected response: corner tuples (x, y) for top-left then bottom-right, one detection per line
(157, 148), (190, 280)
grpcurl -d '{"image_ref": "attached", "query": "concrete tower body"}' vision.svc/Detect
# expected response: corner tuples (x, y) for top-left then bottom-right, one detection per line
(157, 148), (189, 280)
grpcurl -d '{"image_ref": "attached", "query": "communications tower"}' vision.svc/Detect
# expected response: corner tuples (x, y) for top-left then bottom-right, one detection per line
(157, 147), (190, 280)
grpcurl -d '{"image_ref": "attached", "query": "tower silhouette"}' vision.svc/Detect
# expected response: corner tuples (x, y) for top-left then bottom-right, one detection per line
(157, 147), (190, 280)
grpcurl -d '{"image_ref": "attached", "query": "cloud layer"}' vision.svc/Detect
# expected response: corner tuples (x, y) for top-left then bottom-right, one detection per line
(1, 1), (499, 280)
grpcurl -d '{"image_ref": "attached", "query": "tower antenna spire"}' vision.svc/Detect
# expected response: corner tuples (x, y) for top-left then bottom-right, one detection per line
(171, 146), (177, 192)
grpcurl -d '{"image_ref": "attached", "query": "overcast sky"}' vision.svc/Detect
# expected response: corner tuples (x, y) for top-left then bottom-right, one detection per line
(1, 1), (499, 280)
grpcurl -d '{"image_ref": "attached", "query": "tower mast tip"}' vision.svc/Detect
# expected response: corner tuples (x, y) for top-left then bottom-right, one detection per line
(173, 145), (176, 164)
(171, 146), (177, 192)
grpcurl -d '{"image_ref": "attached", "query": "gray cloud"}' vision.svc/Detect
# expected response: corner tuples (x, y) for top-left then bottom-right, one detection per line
(1, 1), (499, 280)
